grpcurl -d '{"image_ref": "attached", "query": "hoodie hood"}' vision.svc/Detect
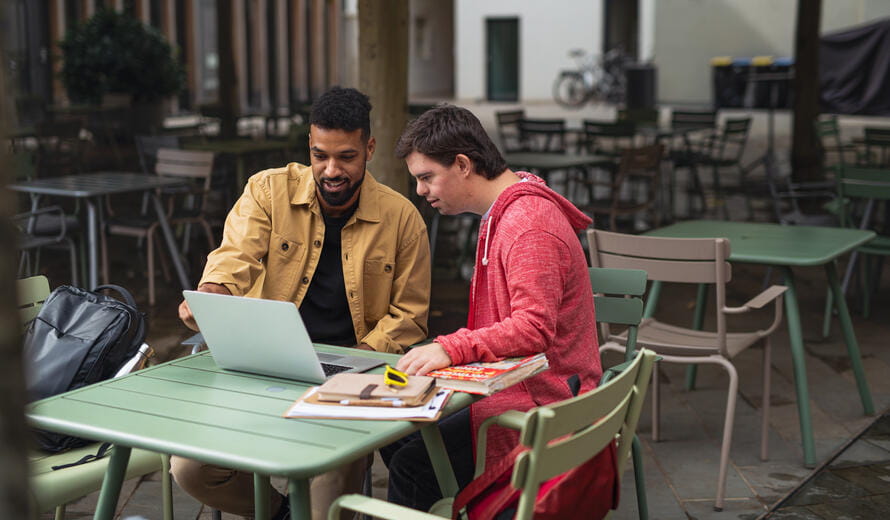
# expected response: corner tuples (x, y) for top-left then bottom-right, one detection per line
(478, 172), (591, 266)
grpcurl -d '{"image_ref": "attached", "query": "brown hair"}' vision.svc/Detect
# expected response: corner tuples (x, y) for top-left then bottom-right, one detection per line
(394, 104), (507, 179)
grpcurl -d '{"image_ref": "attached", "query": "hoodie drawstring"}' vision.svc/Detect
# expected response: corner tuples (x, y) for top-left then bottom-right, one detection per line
(481, 216), (493, 266)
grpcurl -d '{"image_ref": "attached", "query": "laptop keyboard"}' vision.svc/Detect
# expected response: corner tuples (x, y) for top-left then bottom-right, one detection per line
(321, 363), (352, 377)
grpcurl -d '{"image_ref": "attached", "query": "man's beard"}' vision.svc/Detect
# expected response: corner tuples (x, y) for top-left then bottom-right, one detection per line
(317, 173), (364, 207)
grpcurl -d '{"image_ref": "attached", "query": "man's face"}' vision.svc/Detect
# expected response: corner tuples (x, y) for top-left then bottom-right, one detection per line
(406, 151), (469, 216)
(309, 125), (375, 213)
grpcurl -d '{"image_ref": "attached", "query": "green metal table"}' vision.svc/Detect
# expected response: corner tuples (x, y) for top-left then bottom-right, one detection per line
(27, 347), (475, 520)
(647, 220), (876, 467)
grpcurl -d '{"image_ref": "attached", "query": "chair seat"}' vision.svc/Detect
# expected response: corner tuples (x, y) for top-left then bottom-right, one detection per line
(30, 443), (163, 513)
(611, 318), (765, 358)
(28, 213), (80, 235)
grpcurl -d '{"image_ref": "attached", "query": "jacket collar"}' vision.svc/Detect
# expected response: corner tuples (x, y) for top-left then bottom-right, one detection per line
(289, 164), (382, 223)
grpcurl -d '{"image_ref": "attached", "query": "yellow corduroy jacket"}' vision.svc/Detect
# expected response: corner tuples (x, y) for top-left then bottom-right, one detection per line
(200, 162), (431, 353)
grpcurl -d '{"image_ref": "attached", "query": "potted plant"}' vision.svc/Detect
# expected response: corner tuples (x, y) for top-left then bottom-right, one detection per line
(59, 9), (185, 132)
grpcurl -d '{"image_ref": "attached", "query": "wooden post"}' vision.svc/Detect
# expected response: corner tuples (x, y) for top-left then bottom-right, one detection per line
(358, 0), (410, 196)
(791, 0), (823, 182)
(0, 24), (32, 520)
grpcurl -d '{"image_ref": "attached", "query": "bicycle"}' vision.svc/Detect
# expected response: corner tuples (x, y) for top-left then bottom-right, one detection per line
(553, 48), (630, 108)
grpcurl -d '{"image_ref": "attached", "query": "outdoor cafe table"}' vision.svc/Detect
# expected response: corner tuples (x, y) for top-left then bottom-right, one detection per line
(7, 172), (191, 290)
(647, 220), (876, 467)
(26, 346), (476, 520)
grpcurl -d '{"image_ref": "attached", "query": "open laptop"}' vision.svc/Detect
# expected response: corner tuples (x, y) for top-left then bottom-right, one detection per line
(182, 290), (385, 384)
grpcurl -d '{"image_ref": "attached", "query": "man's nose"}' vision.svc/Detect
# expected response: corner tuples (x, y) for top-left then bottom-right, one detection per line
(415, 182), (427, 197)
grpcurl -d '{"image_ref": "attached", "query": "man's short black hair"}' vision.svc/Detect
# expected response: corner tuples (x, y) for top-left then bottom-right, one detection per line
(395, 104), (507, 180)
(309, 87), (372, 141)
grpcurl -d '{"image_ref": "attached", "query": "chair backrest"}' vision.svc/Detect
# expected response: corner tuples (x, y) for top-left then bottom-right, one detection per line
(518, 118), (566, 153)
(34, 119), (86, 177)
(670, 109), (716, 130)
(587, 229), (732, 353)
(712, 117), (751, 161)
(589, 267), (646, 363)
(17, 275), (50, 324)
(156, 148), (216, 215)
(510, 349), (656, 519)
(837, 166), (890, 228)
(863, 127), (890, 167)
(814, 115), (847, 170)
(596, 144), (663, 230)
(135, 135), (181, 176)
(582, 120), (636, 156)
(496, 109), (525, 153)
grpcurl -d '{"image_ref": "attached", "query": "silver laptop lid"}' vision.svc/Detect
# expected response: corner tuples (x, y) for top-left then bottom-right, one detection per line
(183, 291), (331, 384)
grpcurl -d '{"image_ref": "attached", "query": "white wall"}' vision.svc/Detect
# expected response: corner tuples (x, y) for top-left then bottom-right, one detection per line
(455, 0), (604, 102)
(653, 0), (890, 104)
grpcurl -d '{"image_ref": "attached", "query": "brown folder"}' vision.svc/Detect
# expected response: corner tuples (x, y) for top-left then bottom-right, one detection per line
(315, 373), (436, 407)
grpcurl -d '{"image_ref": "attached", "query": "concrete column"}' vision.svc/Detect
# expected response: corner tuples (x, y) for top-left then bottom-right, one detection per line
(358, 0), (409, 195)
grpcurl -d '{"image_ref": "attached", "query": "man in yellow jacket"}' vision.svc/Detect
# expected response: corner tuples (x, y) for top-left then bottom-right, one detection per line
(173, 86), (431, 520)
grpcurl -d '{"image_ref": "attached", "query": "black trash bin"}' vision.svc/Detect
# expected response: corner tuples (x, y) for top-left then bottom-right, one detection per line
(712, 56), (750, 109)
(625, 63), (657, 109)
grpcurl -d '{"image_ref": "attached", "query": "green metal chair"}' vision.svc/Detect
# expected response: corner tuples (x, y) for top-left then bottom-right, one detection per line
(589, 267), (650, 519)
(822, 166), (890, 335)
(328, 349), (656, 520)
(18, 276), (173, 520)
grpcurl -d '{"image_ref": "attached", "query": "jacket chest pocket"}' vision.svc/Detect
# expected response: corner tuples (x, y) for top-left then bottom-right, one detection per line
(362, 259), (394, 321)
(267, 232), (305, 296)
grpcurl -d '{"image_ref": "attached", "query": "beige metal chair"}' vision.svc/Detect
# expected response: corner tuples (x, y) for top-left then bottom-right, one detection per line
(587, 229), (787, 511)
(103, 148), (216, 305)
(18, 276), (172, 520)
(329, 349), (657, 520)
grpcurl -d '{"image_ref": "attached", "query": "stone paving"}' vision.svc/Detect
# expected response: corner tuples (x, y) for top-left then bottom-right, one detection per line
(30, 100), (890, 519)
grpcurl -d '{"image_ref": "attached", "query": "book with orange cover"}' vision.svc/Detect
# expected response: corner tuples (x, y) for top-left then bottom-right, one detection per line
(426, 353), (549, 396)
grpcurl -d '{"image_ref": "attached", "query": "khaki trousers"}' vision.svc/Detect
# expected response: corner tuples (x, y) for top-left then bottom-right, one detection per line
(169, 454), (371, 520)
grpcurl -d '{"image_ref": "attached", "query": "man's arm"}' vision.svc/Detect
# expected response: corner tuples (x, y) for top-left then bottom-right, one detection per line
(178, 282), (232, 331)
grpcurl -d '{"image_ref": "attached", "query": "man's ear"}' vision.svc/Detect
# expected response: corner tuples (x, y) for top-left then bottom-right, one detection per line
(365, 136), (376, 162)
(454, 153), (472, 176)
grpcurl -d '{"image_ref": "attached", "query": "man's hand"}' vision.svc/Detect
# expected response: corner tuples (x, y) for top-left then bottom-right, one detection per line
(396, 342), (452, 376)
(178, 283), (231, 331)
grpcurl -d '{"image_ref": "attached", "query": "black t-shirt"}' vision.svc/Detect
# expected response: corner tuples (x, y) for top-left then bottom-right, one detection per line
(299, 207), (357, 347)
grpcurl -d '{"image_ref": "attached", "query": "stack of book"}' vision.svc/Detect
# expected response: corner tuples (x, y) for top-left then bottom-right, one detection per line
(426, 352), (549, 396)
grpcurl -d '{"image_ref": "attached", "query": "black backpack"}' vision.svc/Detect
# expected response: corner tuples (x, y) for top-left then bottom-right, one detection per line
(23, 284), (148, 453)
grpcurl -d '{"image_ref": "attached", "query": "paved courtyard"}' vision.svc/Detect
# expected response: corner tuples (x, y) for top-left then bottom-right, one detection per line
(28, 100), (890, 519)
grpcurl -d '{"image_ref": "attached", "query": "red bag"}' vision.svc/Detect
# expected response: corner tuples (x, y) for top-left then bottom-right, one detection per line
(452, 440), (620, 520)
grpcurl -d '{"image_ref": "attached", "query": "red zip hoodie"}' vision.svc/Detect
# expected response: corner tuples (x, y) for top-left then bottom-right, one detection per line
(436, 172), (603, 470)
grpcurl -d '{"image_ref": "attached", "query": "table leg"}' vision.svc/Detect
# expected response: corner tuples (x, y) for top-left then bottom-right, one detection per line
(778, 267), (816, 467)
(150, 193), (191, 290)
(93, 445), (131, 520)
(253, 474), (271, 519)
(420, 422), (459, 498)
(288, 478), (312, 520)
(85, 198), (100, 288)
(825, 262), (874, 415)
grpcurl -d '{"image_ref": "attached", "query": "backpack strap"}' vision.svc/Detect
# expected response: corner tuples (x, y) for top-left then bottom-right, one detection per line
(51, 442), (113, 470)
(93, 284), (138, 307)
